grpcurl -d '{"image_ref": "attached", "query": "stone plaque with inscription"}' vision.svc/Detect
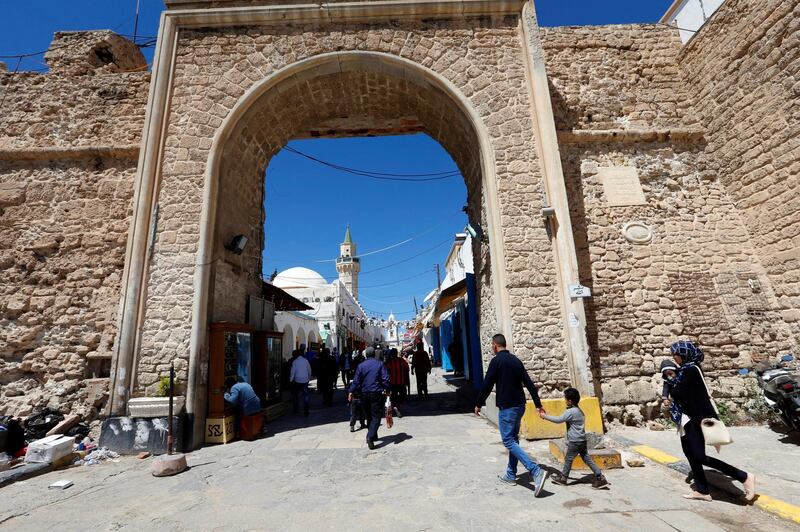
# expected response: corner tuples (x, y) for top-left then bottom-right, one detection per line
(599, 167), (647, 207)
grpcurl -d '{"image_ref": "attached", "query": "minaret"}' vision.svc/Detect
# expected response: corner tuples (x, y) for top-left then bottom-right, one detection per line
(336, 225), (360, 300)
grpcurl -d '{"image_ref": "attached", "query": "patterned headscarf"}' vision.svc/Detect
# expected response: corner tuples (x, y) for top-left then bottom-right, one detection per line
(671, 340), (704, 366)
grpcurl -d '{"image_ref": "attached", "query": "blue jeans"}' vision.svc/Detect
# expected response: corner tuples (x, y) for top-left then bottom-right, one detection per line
(498, 406), (540, 478)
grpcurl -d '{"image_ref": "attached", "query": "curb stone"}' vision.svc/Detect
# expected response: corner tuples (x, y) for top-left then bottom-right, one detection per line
(607, 433), (800, 525)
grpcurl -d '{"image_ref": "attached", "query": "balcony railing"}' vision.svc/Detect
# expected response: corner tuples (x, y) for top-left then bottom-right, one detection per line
(336, 257), (360, 264)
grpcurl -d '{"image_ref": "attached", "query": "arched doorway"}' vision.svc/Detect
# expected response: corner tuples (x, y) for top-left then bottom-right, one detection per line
(281, 325), (293, 360)
(189, 52), (512, 441)
(112, 3), (592, 446)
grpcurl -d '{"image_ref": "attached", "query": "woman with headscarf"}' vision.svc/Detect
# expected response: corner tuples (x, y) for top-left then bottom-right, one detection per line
(669, 340), (755, 501)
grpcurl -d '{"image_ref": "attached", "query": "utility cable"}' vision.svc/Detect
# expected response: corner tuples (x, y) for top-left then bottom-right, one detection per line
(313, 212), (462, 262)
(283, 145), (460, 182)
(358, 269), (433, 288)
(359, 237), (453, 276)
(266, 236), (450, 283)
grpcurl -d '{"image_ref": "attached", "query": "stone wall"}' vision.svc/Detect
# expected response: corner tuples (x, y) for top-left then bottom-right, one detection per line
(677, 0), (800, 339)
(542, 23), (796, 424)
(134, 14), (571, 399)
(0, 32), (149, 421)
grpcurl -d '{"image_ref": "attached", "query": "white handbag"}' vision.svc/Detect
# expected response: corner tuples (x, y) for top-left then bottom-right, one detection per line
(696, 367), (732, 450)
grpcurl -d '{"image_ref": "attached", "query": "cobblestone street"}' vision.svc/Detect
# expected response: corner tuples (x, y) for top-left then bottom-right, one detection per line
(1, 372), (795, 531)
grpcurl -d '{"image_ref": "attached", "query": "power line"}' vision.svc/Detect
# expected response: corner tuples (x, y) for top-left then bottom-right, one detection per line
(0, 37), (156, 60)
(313, 212), (462, 262)
(283, 145), (460, 182)
(358, 269), (433, 288)
(359, 237), (453, 276)
(266, 236), (452, 282)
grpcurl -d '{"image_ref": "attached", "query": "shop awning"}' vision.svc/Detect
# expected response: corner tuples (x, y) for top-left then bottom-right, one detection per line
(435, 278), (467, 314)
(261, 282), (313, 311)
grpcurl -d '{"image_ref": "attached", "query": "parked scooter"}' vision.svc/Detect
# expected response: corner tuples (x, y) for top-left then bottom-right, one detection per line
(755, 354), (800, 432)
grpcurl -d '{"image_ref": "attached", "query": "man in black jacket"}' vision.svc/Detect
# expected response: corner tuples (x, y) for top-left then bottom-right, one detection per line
(475, 334), (547, 497)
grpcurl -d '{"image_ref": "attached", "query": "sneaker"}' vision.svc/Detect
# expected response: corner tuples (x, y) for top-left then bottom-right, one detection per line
(497, 474), (516, 485)
(367, 439), (375, 450)
(533, 470), (546, 497)
(592, 476), (609, 490)
(550, 473), (568, 486)
(350, 426), (355, 433)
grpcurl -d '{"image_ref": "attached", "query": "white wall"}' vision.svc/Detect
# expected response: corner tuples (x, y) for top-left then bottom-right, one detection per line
(442, 234), (474, 290)
(663, 0), (726, 43)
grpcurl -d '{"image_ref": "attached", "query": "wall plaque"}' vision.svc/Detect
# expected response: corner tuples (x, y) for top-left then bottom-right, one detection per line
(599, 166), (647, 207)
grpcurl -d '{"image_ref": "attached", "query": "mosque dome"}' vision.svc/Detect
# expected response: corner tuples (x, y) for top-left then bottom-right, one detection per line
(273, 267), (329, 289)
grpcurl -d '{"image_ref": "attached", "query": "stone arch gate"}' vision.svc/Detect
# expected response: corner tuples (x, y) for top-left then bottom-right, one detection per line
(109, 0), (593, 445)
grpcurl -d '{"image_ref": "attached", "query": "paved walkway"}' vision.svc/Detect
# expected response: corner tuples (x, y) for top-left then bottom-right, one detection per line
(0, 371), (795, 531)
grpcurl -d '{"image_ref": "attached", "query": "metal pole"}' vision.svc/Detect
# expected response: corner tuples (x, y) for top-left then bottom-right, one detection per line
(435, 263), (441, 290)
(167, 362), (174, 455)
(133, 0), (141, 43)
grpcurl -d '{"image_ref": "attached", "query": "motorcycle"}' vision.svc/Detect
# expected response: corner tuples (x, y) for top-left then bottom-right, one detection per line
(755, 354), (800, 432)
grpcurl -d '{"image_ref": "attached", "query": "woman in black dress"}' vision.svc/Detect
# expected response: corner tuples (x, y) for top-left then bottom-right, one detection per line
(669, 340), (756, 501)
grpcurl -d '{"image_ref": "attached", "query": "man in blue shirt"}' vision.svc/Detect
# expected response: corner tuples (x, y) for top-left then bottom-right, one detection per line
(348, 347), (390, 449)
(224, 378), (262, 418)
(475, 334), (547, 497)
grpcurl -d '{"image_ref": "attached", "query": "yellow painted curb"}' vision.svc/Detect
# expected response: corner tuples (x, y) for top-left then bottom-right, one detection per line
(549, 440), (622, 470)
(521, 397), (603, 440)
(630, 444), (681, 465)
(630, 444), (800, 526)
(755, 494), (800, 525)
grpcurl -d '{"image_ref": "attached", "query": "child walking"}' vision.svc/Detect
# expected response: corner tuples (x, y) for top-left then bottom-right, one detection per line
(539, 387), (609, 489)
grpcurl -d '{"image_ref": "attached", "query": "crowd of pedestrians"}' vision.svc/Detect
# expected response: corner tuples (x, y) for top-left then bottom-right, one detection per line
(285, 333), (751, 507)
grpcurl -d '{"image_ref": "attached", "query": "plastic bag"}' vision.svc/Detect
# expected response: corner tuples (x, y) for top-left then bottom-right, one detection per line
(384, 397), (393, 429)
(23, 410), (64, 441)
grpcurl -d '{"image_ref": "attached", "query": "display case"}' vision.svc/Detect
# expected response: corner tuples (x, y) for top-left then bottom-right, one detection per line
(252, 330), (283, 406)
(208, 323), (253, 417)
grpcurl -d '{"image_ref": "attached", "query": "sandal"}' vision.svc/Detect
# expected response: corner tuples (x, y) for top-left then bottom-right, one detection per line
(683, 491), (712, 501)
(743, 473), (756, 502)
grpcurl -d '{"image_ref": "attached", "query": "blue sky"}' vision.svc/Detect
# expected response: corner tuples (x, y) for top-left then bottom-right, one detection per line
(1, 0), (673, 323)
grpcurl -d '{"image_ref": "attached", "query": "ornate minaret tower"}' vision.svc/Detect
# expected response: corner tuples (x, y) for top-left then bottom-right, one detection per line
(336, 225), (360, 300)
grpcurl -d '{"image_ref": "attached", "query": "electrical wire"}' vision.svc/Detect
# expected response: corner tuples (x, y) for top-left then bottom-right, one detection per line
(283, 145), (460, 182)
(313, 212), (462, 262)
(358, 237), (452, 276)
(358, 269), (433, 288)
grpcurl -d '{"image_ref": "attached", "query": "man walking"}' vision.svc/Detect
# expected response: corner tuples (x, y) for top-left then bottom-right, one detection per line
(385, 348), (409, 417)
(339, 348), (352, 388)
(348, 347), (390, 449)
(411, 342), (431, 398)
(290, 349), (312, 417)
(474, 334), (547, 497)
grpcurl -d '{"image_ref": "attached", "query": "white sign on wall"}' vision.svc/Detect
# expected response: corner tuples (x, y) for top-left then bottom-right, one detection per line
(568, 284), (592, 298)
(599, 166), (647, 207)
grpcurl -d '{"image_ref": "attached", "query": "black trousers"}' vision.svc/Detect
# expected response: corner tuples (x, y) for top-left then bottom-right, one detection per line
(415, 373), (428, 396)
(361, 392), (385, 441)
(349, 397), (365, 427)
(390, 384), (407, 407)
(681, 420), (746, 494)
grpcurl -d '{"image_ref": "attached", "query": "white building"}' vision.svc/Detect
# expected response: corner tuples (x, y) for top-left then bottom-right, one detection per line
(271, 228), (389, 357)
(662, 0), (726, 43)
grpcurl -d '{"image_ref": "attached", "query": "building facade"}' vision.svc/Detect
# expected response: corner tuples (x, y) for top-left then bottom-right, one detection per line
(0, 0), (797, 440)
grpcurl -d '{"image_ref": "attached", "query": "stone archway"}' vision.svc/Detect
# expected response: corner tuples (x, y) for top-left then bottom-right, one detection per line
(110, 0), (593, 446)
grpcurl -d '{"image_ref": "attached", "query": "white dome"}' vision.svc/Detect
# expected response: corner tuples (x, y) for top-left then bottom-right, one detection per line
(273, 267), (328, 289)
